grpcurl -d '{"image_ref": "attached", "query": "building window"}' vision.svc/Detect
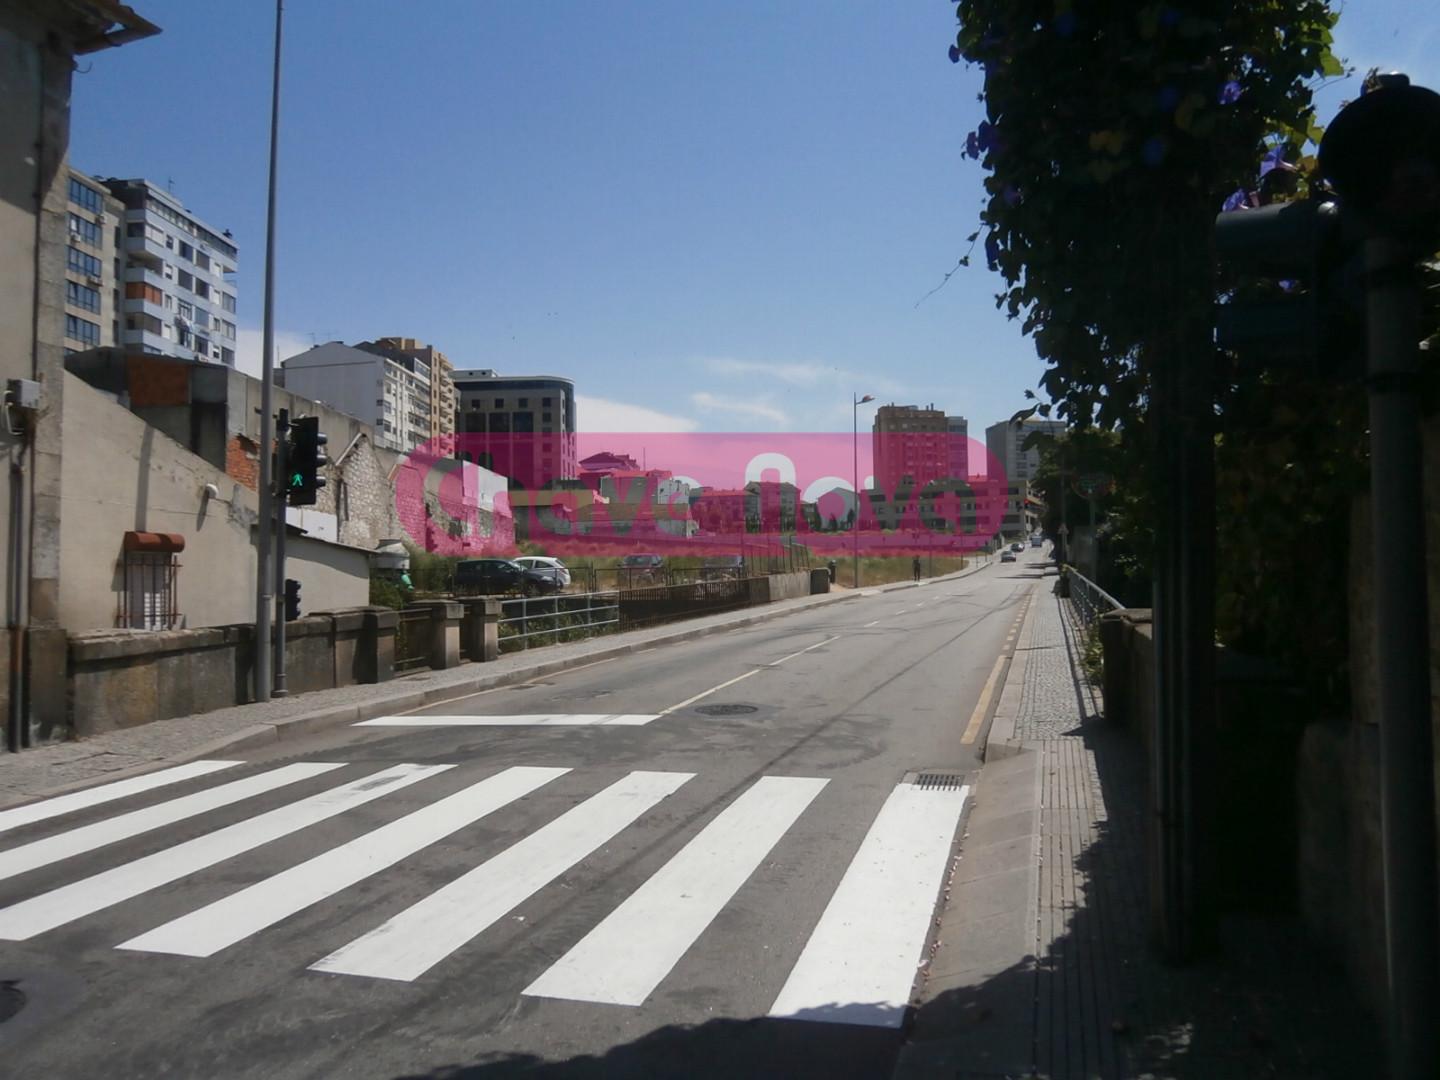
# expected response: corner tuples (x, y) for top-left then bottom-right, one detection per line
(221, 292), (236, 313)
(221, 347), (235, 367)
(194, 280), (210, 300)
(65, 313), (100, 346)
(542, 396), (552, 407)
(177, 269), (193, 291)
(120, 550), (180, 630)
(518, 397), (528, 408)
(67, 247), (102, 277)
(193, 308), (209, 328)
(126, 222), (144, 238)
(67, 280), (101, 313)
(69, 213), (103, 247)
(177, 300), (193, 320)
(178, 240), (194, 261)
(195, 251), (210, 272)
(69, 176), (103, 214)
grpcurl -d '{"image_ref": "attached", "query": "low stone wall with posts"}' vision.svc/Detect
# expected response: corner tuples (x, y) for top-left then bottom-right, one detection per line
(67, 607), (397, 737)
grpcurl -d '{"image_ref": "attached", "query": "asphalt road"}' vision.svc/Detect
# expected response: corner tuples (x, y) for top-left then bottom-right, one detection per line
(0, 551), (1050, 1079)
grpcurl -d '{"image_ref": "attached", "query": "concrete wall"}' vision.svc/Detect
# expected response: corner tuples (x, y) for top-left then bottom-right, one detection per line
(59, 372), (367, 632)
(767, 571), (812, 601)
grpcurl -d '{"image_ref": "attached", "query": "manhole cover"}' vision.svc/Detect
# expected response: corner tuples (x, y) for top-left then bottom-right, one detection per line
(696, 704), (759, 716)
(0, 981), (25, 1025)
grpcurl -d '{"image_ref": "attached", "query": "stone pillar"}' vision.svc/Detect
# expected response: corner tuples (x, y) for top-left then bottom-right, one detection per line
(809, 567), (830, 594)
(413, 600), (462, 670)
(360, 607), (398, 683)
(460, 598), (502, 663)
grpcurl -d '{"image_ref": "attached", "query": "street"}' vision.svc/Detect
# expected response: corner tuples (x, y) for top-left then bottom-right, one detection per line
(0, 552), (1047, 1079)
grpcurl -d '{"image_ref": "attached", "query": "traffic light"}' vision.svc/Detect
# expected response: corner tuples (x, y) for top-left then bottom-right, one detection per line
(283, 578), (301, 621)
(286, 415), (328, 506)
(1213, 198), (1363, 378)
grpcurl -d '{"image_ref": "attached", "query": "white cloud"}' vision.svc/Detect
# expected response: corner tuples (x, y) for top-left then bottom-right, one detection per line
(576, 394), (700, 433)
(690, 391), (789, 426)
(702, 356), (904, 395)
(235, 327), (314, 380)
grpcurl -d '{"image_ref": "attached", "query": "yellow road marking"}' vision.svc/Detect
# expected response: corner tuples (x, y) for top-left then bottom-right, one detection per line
(961, 653), (1008, 745)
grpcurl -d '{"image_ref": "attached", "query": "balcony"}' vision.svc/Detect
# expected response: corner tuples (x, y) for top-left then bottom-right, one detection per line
(122, 296), (168, 322)
(124, 265), (167, 290)
(123, 235), (168, 268)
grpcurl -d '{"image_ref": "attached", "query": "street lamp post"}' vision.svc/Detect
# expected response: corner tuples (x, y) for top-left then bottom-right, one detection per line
(853, 393), (875, 588)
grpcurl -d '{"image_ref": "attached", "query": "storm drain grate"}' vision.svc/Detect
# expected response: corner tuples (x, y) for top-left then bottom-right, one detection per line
(908, 771), (967, 791)
(696, 704), (759, 716)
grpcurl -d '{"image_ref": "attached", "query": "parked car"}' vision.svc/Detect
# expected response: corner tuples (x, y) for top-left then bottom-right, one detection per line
(619, 553), (665, 583)
(700, 554), (745, 580)
(454, 558), (525, 595)
(1010, 542), (1025, 553)
(514, 556), (571, 590)
(1000, 550), (1017, 563)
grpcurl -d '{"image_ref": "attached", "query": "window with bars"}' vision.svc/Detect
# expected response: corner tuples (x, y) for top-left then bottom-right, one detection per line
(119, 533), (184, 630)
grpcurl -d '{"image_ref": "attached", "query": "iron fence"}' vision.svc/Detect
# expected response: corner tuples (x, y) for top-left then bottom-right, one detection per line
(498, 592), (621, 653)
(1063, 566), (1123, 626)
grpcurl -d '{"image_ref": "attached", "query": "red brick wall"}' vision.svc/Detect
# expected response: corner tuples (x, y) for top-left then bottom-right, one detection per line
(227, 435), (259, 490)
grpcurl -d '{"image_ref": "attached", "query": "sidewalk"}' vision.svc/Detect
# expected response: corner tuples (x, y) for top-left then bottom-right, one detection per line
(898, 567), (1382, 1079)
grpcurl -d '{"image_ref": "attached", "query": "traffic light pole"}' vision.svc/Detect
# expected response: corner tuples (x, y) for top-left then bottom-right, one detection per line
(273, 408), (289, 698)
(1364, 233), (1438, 1080)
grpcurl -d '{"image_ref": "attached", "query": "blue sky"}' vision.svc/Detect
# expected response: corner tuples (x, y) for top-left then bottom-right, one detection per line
(70, 1), (1436, 436)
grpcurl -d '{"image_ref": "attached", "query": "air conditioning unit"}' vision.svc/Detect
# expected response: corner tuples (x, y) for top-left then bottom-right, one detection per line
(86, 274), (103, 286)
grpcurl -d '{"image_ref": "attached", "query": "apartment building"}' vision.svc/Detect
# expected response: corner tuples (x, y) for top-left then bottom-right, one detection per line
(101, 178), (239, 366)
(62, 169), (124, 353)
(279, 341), (432, 453)
(946, 415), (969, 482)
(355, 337), (455, 448)
(985, 416), (1067, 484)
(872, 404), (949, 498)
(452, 369), (578, 489)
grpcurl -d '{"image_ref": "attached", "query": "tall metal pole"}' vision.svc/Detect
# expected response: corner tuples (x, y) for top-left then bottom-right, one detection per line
(252, 0), (284, 702)
(852, 395), (859, 589)
(1365, 233), (1438, 1080)
(273, 409), (289, 698)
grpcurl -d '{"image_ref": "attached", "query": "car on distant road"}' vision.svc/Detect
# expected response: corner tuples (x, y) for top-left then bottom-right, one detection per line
(700, 554), (745, 580)
(1000, 550), (1017, 563)
(1010, 542), (1025, 553)
(619, 553), (665, 583)
(514, 556), (571, 590)
(454, 558), (525, 596)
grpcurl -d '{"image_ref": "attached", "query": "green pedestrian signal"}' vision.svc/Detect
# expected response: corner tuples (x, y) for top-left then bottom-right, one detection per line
(285, 416), (327, 506)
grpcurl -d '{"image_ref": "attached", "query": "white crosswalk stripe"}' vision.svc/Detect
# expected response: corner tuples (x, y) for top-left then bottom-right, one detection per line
(0, 762), (343, 883)
(356, 714), (660, 727)
(0, 763), (447, 940)
(311, 769), (693, 982)
(523, 775), (828, 1006)
(768, 780), (970, 1027)
(118, 766), (570, 958)
(0, 761), (242, 835)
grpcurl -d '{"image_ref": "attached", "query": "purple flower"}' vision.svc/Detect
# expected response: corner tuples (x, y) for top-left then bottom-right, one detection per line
(1219, 80), (1242, 105)
(948, 44), (961, 64)
(1003, 184), (1022, 207)
(984, 232), (1001, 271)
(1054, 11), (1078, 36)
(1141, 136), (1167, 167)
(1221, 189), (1249, 212)
(1259, 144), (1287, 176)
(1157, 85), (1181, 110)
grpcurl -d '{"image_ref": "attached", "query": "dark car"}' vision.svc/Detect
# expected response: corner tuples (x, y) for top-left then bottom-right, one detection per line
(619, 553), (665, 584)
(700, 555), (745, 580)
(1000, 550), (1017, 563)
(453, 558), (525, 595)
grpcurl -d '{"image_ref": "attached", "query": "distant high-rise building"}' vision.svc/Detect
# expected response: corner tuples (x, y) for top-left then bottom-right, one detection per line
(451, 369), (577, 488)
(946, 415), (969, 480)
(62, 168), (124, 354)
(872, 404), (949, 498)
(101, 178), (238, 366)
(356, 337), (455, 449)
(985, 417), (1067, 483)
(280, 341), (432, 452)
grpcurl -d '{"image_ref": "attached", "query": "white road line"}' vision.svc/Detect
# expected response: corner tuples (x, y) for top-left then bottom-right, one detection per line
(311, 770), (693, 982)
(0, 763), (447, 941)
(356, 714), (659, 728)
(657, 669), (760, 716)
(523, 774), (829, 1007)
(0, 762), (342, 883)
(768, 781), (970, 1028)
(863, 619), (881, 628)
(0, 761), (242, 836)
(771, 636), (839, 665)
(119, 766), (569, 958)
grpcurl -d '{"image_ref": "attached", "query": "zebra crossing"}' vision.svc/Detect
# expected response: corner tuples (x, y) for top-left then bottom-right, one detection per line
(0, 758), (969, 1028)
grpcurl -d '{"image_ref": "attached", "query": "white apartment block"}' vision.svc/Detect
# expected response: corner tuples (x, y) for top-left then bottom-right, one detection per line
(102, 178), (238, 366)
(280, 341), (433, 453)
(985, 417), (1067, 483)
(62, 169), (124, 353)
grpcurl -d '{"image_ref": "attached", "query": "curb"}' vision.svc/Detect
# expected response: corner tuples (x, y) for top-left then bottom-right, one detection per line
(2, 589), (868, 804)
(981, 579), (1042, 763)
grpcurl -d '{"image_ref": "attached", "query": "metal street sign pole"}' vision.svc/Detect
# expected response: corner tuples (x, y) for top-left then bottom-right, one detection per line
(273, 408), (289, 698)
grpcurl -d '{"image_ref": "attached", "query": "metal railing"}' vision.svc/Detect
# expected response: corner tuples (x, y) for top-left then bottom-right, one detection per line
(394, 607), (432, 672)
(498, 591), (621, 653)
(1062, 565), (1124, 626)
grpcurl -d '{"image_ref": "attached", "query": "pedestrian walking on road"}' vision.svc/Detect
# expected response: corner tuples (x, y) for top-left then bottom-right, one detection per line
(912, 556), (921, 582)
